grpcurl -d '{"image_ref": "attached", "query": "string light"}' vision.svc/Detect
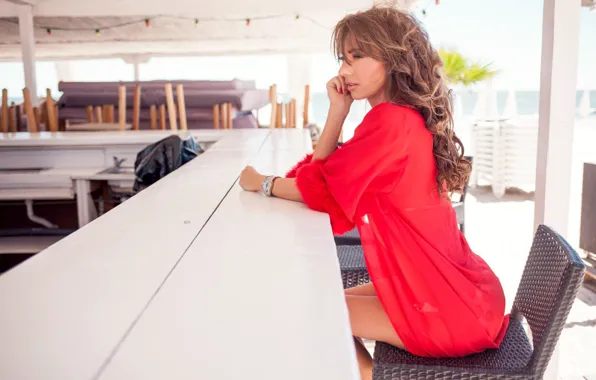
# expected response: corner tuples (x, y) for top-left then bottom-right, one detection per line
(420, 0), (440, 19)
(0, 13), (322, 36)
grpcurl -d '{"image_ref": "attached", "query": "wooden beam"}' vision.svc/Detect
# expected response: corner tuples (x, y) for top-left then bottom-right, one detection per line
(55, 104), (59, 130)
(269, 84), (277, 128)
(40, 101), (48, 128)
(159, 104), (166, 130)
(132, 86), (141, 130)
(15, 105), (22, 132)
(46, 89), (58, 132)
(8, 105), (15, 133)
(221, 103), (229, 130)
(118, 85), (126, 131)
(1, 89), (8, 133)
(284, 103), (290, 128)
(102, 105), (110, 124)
(176, 84), (188, 130)
(107, 105), (114, 123)
(290, 99), (297, 128)
(149, 105), (157, 130)
(226, 102), (232, 129)
(276, 103), (283, 129)
(33, 107), (41, 130)
(213, 104), (220, 129)
(95, 106), (103, 123)
(86, 105), (94, 122)
(164, 83), (178, 131)
(303, 84), (310, 126)
(22, 88), (38, 133)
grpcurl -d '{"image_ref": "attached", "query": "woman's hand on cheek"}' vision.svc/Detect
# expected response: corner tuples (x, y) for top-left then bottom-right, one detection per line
(326, 76), (353, 117)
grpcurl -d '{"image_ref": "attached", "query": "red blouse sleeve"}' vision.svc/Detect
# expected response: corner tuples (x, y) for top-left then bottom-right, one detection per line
(294, 103), (409, 234)
(285, 154), (313, 178)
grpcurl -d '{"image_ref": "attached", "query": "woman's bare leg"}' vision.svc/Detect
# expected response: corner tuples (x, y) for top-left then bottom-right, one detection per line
(344, 281), (376, 296)
(353, 336), (374, 380)
(345, 291), (405, 380)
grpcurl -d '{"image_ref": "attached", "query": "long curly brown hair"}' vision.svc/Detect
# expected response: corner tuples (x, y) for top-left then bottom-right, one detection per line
(332, 6), (471, 194)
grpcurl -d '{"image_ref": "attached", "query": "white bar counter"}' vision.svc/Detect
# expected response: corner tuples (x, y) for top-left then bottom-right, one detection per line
(0, 129), (358, 380)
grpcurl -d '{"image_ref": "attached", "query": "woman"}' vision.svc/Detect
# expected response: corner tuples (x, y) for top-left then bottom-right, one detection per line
(239, 6), (509, 380)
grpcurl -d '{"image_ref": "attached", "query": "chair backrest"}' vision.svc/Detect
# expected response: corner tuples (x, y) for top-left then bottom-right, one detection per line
(511, 224), (585, 377)
(459, 155), (474, 202)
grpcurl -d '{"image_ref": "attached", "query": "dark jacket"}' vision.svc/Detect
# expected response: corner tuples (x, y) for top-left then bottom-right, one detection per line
(133, 135), (203, 193)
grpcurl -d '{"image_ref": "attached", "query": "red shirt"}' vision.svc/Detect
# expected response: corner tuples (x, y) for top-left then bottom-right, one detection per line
(286, 102), (509, 358)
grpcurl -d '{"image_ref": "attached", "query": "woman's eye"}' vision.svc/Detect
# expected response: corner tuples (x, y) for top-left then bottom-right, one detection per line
(353, 54), (362, 59)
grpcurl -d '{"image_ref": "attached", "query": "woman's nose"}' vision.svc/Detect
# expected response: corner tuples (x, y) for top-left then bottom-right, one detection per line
(338, 61), (352, 77)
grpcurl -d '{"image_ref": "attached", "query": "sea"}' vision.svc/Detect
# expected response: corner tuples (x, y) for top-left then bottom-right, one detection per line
(308, 90), (596, 124)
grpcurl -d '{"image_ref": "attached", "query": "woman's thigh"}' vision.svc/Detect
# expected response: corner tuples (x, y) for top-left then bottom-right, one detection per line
(344, 281), (376, 296)
(345, 293), (405, 349)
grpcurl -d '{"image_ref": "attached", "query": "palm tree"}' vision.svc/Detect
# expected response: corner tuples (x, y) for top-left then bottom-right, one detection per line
(438, 49), (497, 87)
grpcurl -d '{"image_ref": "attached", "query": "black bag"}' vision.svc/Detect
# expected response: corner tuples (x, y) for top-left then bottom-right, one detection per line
(133, 135), (203, 193)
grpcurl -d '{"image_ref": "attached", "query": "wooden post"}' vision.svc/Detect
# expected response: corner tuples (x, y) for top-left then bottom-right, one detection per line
(15, 105), (22, 131)
(8, 105), (15, 133)
(276, 103), (283, 129)
(102, 105), (109, 123)
(303, 84), (310, 127)
(107, 105), (115, 123)
(213, 104), (220, 129)
(54, 104), (59, 130)
(95, 106), (103, 123)
(284, 103), (291, 128)
(176, 84), (188, 130)
(133, 86), (141, 130)
(118, 85), (126, 131)
(290, 99), (297, 128)
(46, 89), (58, 132)
(226, 102), (232, 129)
(159, 104), (166, 130)
(1, 89), (8, 133)
(221, 103), (229, 130)
(23, 88), (38, 133)
(86, 106), (94, 122)
(149, 105), (157, 130)
(269, 84), (277, 128)
(33, 107), (41, 130)
(40, 101), (48, 127)
(164, 83), (178, 131)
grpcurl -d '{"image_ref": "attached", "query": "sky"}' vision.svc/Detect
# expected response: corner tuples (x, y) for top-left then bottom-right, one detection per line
(418, 0), (596, 90)
(0, 0), (594, 96)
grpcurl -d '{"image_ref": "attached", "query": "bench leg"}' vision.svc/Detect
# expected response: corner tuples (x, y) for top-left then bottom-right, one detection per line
(76, 179), (96, 228)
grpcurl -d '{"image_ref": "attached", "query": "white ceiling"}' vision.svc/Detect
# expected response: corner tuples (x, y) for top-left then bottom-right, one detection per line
(0, 0), (423, 61)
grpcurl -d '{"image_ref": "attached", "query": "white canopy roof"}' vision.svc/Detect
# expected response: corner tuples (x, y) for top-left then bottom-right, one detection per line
(0, 0), (421, 61)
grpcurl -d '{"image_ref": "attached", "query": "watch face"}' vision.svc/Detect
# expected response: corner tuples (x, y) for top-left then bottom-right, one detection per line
(262, 176), (272, 195)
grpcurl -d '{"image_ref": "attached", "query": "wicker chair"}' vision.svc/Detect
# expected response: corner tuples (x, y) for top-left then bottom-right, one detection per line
(334, 227), (362, 246)
(337, 245), (370, 289)
(372, 224), (586, 380)
(452, 155), (474, 234)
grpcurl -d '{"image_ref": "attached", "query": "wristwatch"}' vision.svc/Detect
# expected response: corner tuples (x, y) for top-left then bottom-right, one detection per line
(261, 175), (279, 197)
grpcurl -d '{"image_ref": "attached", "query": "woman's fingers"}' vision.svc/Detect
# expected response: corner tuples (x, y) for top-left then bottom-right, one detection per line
(334, 77), (343, 94)
(338, 76), (347, 95)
